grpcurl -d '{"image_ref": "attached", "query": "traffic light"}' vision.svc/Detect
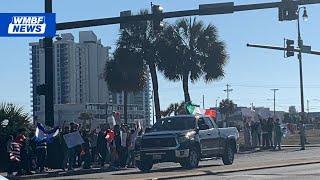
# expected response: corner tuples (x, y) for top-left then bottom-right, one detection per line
(36, 84), (47, 96)
(285, 39), (295, 57)
(120, 10), (132, 30)
(151, 4), (164, 31)
(279, 0), (298, 21)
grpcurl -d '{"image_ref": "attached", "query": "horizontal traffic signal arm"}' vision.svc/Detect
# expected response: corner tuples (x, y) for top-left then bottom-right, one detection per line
(56, 0), (320, 30)
(247, 43), (320, 56)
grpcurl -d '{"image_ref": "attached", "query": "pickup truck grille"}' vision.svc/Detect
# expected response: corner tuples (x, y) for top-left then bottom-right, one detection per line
(141, 137), (177, 149)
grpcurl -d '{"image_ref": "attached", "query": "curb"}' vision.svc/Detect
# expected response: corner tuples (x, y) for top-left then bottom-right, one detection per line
(5, 167), (116, 180)
(147, 160), (320, 180)
(282, 145), (320, 148)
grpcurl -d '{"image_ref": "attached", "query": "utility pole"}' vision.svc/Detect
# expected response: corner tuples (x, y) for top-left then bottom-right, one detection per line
(202, 95), (205, 109)
(224, 84), (233, 100)
(44, 0), (54, 127)
(215, 97), (220, 109)
(271, 89), (279, 118)
(307, 99), (309, 121)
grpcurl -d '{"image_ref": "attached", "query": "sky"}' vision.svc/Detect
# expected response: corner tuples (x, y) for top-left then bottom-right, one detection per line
(1, 0), (320, 115)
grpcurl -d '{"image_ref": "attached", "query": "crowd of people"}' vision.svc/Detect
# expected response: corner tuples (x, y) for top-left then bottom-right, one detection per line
(6, 118), (143, 177)
(243, 118), (285, 150)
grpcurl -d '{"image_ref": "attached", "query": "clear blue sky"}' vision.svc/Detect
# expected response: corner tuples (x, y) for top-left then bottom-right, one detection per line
(1, 0), (320, 115)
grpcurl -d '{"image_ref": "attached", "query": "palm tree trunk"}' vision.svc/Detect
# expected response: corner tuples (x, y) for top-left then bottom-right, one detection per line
(183, 72), (191, 103)
(149, 63), (161, 121)
(124, 90), (128, 124)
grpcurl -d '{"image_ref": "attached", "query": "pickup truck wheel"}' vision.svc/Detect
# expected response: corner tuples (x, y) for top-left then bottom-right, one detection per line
(180, 147), (199, 169)
(136, 159), (153, 172)
(222, 145), (234, 165)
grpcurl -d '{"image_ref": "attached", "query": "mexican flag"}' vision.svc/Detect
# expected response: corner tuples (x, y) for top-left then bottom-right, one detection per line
(186, 103), (217, 118)
(186, 104), (204, 115)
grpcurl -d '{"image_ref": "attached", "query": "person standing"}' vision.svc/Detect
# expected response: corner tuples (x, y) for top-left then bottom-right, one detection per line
(126, 122), (140, 168)
(250, 121), (259, 149)
(273, 119), (283, 150)
(61, 126), (70, 171)
(89, 129), (98, 163)
(267, 118), (274, 149)
(68, 122), (77, 170)
(261, 119), (268, 148)
(243, 119), (252, 150)
(97, 127), (107, 167)
(16, 128), (33, 175)
(113, 125), (121, 168)
(81, 131), (91, 169)
(298, 121), (306, 150)
(74, 124), (82, 168)
(256, 121), (262, 147)
(6, 135), (15, 177)
(35, 139), (47, 173)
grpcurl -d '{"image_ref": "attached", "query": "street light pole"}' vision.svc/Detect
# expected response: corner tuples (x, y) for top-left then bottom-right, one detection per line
(297, 6), (308, 150)
(271, 89), (279, 118)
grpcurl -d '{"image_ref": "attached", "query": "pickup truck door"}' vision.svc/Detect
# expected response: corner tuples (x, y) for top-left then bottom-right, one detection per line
(204, 117), (221, 155)
(198, 118), (216, 156)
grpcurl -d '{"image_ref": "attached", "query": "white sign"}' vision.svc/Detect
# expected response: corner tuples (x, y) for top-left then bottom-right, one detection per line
(63, 131), (84, 148)
(121, 132), (127, 147)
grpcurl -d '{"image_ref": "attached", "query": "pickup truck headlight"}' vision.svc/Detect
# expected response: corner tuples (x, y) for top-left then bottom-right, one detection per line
(178, 131), (196, 143)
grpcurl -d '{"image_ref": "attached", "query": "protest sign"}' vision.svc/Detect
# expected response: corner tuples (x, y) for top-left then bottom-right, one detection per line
(63, 131), (84, 148)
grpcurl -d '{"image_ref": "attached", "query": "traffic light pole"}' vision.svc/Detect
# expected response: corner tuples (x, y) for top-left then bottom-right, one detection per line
(42, 0), (320, 127)
(246, 43), (320, 56)
(44, 0), (54, 127)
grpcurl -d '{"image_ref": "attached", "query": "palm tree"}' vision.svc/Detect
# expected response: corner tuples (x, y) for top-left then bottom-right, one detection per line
(160, 103), (178, 117)
(0, 103), (30, 145)
(219, 99), (236, 127)
(104, 47), (147, 124)
(116, 9), (162, 120)
(160, 101), (188, 117)
(157, 17), (228, 102)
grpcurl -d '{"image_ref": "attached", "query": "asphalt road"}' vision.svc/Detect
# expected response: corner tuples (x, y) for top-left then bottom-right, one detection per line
(4, 147), (320, 180)
(184, 163), (320, 180)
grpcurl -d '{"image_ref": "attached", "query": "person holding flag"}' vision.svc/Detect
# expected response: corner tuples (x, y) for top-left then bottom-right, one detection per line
(34, 123), (59, 173)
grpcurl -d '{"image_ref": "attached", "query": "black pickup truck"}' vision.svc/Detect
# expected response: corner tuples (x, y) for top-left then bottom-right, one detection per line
(135, 115), (239, 172)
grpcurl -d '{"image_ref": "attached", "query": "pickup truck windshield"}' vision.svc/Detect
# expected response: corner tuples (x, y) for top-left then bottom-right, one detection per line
(152, 117), (196, 131)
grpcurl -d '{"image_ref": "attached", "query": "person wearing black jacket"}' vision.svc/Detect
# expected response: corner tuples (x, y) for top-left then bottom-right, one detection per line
(97, 128), (107, 167)
(267, 118), (274, 148)
(113, 125), (121, 168)
(35, 139), (47, 173)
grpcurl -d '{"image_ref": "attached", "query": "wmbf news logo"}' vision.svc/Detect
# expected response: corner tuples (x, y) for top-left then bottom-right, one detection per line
(0, 13), (56, 37)
(8, 16), (46, 34)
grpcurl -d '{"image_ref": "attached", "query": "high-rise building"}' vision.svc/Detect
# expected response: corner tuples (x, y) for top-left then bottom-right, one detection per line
(30, 31), (151, 127)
